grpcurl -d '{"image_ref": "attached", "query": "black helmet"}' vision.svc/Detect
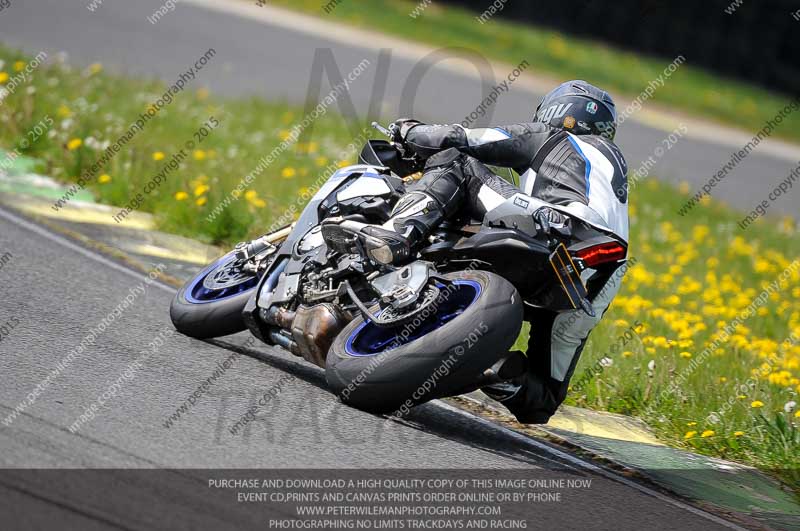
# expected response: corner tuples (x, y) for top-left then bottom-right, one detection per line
(534, 80), (617, 140)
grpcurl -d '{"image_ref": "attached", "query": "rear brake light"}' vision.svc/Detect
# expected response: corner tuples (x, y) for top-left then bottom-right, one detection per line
(576, 242), (626, 267)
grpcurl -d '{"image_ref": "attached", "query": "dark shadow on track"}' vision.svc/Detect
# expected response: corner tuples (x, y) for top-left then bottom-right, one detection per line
(208, 337), (589, 473)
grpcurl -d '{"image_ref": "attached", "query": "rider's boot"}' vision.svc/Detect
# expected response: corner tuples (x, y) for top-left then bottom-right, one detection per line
(321, 191), (444, 265)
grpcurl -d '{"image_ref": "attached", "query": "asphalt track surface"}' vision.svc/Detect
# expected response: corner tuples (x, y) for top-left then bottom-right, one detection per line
(0, 1), (773, 529)
(1, 0), (799, 220)
(0, 206), (741, 528)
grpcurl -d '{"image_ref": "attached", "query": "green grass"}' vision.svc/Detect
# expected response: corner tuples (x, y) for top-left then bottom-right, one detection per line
(566, 182), (800, 488)
(268, 0), (800, 144)
(0, 48), (360, 245)
(1, 47), (798, 489)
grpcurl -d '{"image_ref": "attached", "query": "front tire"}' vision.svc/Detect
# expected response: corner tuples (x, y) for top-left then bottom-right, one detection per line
(170, 252), (262, 339)
(326, 270), (523, 414)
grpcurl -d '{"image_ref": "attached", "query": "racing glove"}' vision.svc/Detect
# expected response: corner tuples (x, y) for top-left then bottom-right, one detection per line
(389, 118), (423, 144)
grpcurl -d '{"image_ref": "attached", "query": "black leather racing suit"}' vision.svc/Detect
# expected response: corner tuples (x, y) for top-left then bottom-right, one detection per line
(398, 122), (629, 423)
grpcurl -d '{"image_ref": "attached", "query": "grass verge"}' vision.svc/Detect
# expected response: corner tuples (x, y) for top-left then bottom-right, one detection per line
(0, 48), (359, 245)
(267, 0), (800, 144)
(567, 181), (800, 489)
(1, 47), (798, 488)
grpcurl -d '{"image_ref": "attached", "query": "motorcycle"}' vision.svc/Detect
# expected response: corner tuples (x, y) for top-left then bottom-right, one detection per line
(170, 123), (627, 414)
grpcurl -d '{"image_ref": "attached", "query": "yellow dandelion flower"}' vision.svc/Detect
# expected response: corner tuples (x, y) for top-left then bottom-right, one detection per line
(737, 395), (747, 400)
(174, 191), (189, 201)
(195, 196), (207, 206)
(244, 190), (266, 208)
(684, 431), (697, 439)
(733, 431), (744, 437)
(194, 184), (210, 197)
(750, 400), (764, 408)
(653, 337), (670, 348)
(97, 174), (111, 184)
(315, 156), (329, 167)
(692, 225), (710, 241)
(57, 105), (72, 118)
(754, 258), (772, 274)
(88, 63), (103, 75)
(622, 351), (633, 358)
(719, 376), (727, 383)
(686, 422), (697, 426)
(13, 61), (25, 72)
(795, 411), (800, 418)
(193, 150), (207, 161)
(152, 151), (166, 161)
(700, 430), (715, 438)
(281, 167), (297, 179)
(66, 138), (83, 150)
(0, 72), (8, 84)
(337, 160), (350, 168)
(679, 352), (692, 359)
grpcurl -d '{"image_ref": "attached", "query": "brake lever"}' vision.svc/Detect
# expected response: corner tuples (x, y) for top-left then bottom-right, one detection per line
(371, 121), (392, 138)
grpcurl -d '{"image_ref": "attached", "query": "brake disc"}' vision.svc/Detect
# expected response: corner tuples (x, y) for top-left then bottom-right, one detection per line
(202, 256), (256, 290)
(374, 283), (441, 327)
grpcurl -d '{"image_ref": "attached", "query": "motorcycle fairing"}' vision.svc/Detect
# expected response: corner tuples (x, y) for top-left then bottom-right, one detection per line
(246, 164), (403, 320)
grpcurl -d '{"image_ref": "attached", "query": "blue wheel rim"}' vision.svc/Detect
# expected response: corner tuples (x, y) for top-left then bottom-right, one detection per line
(184, 253), (260, 304)
(344, 279), (481, 357)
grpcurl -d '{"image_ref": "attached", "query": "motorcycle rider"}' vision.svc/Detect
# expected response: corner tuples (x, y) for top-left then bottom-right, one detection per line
(322, 80), (629, 424)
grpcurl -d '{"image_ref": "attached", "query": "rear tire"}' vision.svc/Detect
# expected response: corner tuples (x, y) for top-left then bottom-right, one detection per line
(326, 270), (523, 414)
